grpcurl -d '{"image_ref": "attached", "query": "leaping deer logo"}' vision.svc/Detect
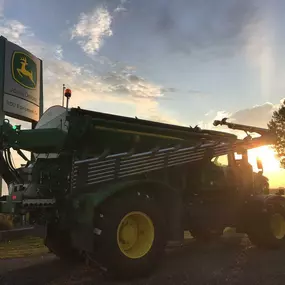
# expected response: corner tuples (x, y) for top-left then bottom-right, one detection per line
(16, 57), (35, 86)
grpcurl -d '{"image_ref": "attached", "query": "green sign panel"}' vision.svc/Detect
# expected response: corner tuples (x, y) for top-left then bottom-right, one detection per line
(1, 37), (43, 122)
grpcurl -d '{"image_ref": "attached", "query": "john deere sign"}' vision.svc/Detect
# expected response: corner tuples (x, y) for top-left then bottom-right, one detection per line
(0, 37), (42, 122)
(12, 52), (37, 90)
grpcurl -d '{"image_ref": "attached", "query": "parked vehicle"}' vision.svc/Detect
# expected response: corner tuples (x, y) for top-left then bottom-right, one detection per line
(0, 104), (283, 279)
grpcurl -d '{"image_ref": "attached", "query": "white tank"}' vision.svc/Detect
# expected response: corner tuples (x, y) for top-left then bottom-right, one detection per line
(35, 105), (69, 133)
(34, 105), (69, 158)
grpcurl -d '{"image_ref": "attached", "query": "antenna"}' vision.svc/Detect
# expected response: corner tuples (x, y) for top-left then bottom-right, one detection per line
(62, 84), (66, 107)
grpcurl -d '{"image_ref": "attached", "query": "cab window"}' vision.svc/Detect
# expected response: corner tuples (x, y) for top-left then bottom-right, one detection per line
(211, 154), (229, 167)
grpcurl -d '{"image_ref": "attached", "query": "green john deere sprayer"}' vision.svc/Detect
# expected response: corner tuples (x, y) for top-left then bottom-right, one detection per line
(0, 99), (284, 279)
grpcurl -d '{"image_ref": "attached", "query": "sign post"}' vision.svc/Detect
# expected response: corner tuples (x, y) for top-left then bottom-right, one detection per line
(0, 36), (43, 196)
(0, 37), (6, 197)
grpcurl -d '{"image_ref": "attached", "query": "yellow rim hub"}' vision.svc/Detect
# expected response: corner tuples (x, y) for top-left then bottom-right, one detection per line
(270, 213), (285, 239)
(117, 211), (154, 259)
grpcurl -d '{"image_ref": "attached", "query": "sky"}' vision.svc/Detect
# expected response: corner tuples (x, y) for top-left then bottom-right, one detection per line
(1, 0), (285, 192)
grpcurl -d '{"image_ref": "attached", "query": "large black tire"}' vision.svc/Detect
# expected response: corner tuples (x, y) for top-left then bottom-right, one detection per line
(247, 207), (285, 249)
(45, 221), (81, 262)
(92, 190), (166, 279)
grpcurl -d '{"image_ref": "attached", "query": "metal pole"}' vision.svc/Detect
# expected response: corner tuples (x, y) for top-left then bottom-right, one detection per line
(62, 84), (65, 107)
(66, 97), (69, 109)
(0, 37), (7, 197)
(31, 58), (44, 162)
(40, 60), (44, 117)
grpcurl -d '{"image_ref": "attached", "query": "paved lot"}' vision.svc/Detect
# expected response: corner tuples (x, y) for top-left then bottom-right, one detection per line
(1, 235), (285, 285)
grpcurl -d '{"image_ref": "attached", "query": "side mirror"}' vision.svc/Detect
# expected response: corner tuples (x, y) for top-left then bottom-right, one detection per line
(256, 157), (263, 172)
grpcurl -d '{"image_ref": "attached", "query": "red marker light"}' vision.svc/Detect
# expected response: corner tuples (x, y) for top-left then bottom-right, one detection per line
(12, 195), (17, 200)
(64, 88), (72, 98)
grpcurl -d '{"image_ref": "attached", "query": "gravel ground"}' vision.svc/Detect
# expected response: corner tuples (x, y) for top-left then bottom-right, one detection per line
(1, 235), (285, 285)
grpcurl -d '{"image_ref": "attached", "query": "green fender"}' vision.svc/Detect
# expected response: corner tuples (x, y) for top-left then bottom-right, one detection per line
(72, 181), (136, 225)
(71, 179), (183, 241)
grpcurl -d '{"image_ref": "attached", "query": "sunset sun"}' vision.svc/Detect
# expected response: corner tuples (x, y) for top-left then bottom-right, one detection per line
(248, 146), (281, 173)
(246, 146), (285, 189)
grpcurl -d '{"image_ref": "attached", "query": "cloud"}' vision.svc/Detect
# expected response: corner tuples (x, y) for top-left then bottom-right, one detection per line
(70, 0), (131, 55)
(71, 6), (113, 54)
(114, 0), (128, 13)
(54, 45), (63, 60)
(198, 110), (231, 131)
(0, 19), (34, 43)
(100, 71), (165, 99)
(38, 57), (170, 112)
(200, 101), (281, 138)
(0, 16), (170, 111)
(229, 102), (278, 127)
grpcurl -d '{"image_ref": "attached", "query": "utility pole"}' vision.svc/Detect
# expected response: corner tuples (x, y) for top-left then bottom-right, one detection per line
(62, 84), (66, 107)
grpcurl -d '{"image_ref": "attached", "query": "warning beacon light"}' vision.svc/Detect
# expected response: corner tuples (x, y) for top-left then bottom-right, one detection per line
(64, 88), (72, 99)
(64, 88), (72, 109)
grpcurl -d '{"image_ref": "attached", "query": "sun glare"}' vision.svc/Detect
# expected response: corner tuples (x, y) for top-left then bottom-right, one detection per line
(247, 146), (281, 173)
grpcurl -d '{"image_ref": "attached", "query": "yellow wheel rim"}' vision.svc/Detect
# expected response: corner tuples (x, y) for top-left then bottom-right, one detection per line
(117, 211), (154, 259)
(270, 213), (285, 239)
